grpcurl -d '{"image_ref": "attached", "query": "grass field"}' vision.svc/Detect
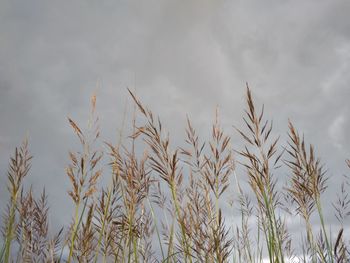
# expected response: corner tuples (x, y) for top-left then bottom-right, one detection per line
(1, 87), (349, 263)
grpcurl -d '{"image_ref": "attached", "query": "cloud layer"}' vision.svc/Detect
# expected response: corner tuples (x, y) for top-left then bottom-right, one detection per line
(1, 0), (350, 236)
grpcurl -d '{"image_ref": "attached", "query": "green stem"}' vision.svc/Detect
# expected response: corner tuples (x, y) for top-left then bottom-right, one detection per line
(147, 197), (165, 260)
(316, 198), (333, 263)
(166, 217), (175, 263)
(0, 243), (5, 263)
(133, 235), (139, 263)
(304, 215), (317, 263)
(170, 181), (192, 263)
(4, 193), (18, 263)
(94, 188), (112, 263)
(66, 197), (88, 263)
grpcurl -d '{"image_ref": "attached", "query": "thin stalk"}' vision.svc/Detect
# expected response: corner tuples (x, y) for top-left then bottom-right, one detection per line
(234, 171), (253, 263)
(65, 197), (88, 263)
(215, 172), (220, 225)
(241, 209), (253, 263)
(126, 204), (138, 263)
(304, 215), (317, 263)
(67, 202), (81, 262)
(259, 163), (284, 263)
(119, 183), (129, 263)
(4, 192), (18, 263)
(161, 251), (182, 263)
(261, 192), (274, 261)
(114, 222), (126, 263)
(16, 219), (27, 263)
(93, 188), (113, 263)
(214, 171), (221, 263)
(170, 181), (192, 263)
(166, 213), (175, 263)
(257, 221), (262, 263)
(0, 243), (5, 262)
(316, 198), (333, 262)
(132, 235), (139, 263)
(260, 208), (273, 262)
(263, 190), (284, 263)
(270, 203), (285, 263)
(147, 197), (165, 260)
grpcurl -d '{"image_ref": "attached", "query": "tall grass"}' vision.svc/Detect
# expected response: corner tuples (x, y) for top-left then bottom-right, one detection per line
(1, 86), (349, 262)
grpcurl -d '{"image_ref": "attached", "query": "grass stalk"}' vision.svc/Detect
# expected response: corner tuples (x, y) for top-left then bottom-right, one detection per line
(1, 87), (349, 263)
(66, 197), (88, 263)
(147, 197), (165, 260)
(170, 181), (192, 263)
(316, 197), (333, 262)
(93, 187), (112, 263)
(4, 194), (17, 263)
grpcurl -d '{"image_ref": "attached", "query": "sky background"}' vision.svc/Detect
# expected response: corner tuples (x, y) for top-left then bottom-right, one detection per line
(1, 0), (350, 251)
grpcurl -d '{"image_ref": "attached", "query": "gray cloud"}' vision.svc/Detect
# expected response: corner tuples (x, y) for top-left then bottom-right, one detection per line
(1, 0), (350, 248)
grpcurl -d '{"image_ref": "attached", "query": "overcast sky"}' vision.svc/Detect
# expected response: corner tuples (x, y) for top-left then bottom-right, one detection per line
(1, 0), (350, 247)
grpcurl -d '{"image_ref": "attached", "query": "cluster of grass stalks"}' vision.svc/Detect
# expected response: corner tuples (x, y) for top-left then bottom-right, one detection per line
(1, 86), (350, 262)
